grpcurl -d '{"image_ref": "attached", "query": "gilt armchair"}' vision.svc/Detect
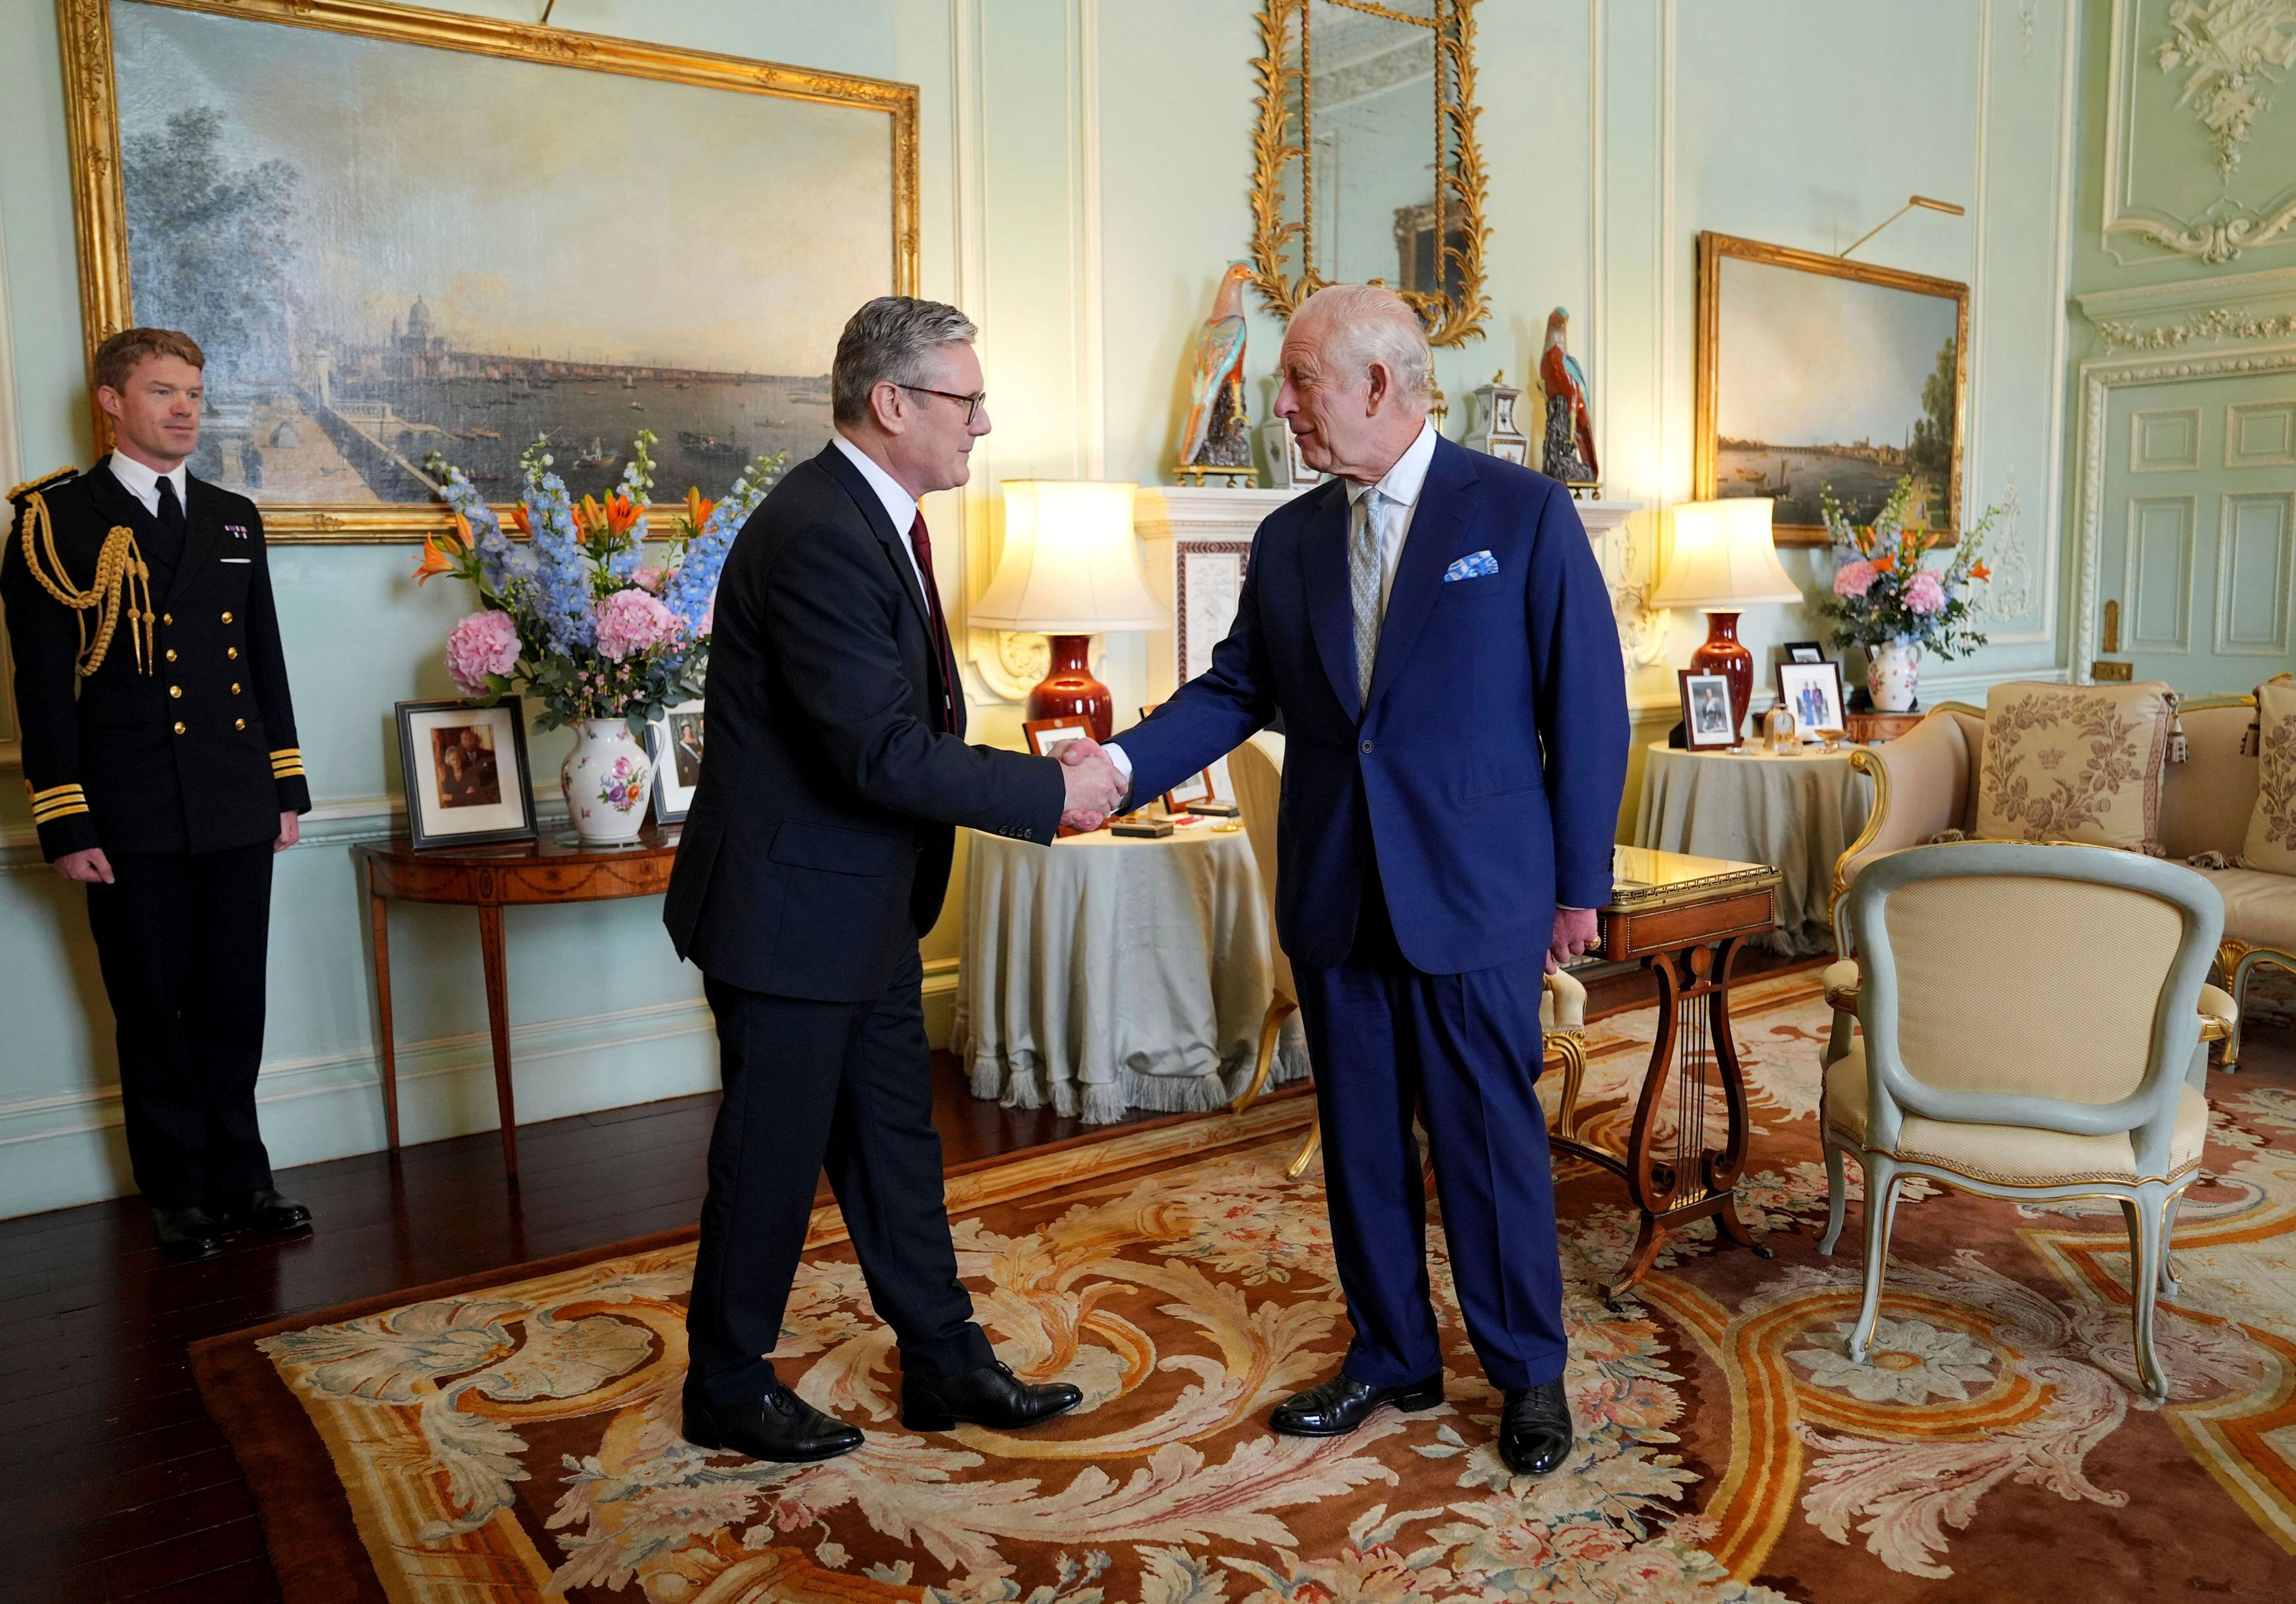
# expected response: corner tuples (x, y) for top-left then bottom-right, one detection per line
(1222, 731), (1589, 1178)
(1818, 841), (2224, 1401)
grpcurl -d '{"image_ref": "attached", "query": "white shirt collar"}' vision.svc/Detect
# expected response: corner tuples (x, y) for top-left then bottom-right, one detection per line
(831, 432), (919, 542)
(1343, 417), (1439, 511)
(108, 449), (190, 518)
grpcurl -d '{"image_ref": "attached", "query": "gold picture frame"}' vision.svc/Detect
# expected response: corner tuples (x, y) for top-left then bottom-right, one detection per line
(56, 0), (920, 544)
(1693, 231), (1968, 547)
(1248, 0), (1489, 347)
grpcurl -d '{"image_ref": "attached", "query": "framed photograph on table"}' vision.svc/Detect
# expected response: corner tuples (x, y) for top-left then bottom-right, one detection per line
(1023, 715), (1095, 757)
(1679, 670), (1739, 751)
(395, 697), (538, 850)
(1162, 769), (1219, 815)
(646, 699), (706, 824)
(1782, 640), (1825, 664)
(1777, 660), (1847, 739)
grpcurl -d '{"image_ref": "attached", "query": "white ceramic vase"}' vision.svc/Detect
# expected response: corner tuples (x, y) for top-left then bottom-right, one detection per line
(560, 718), (655, 845)
(1867, 639), (1922, 713)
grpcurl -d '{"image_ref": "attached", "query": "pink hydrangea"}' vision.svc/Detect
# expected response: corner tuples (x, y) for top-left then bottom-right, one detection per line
(445, 609), (520, 696)
(631, 566), (667, 593)
(1832, 560), (1877, 599)
(1904, 568), (1947, 615)
(594, 586), (681, 661)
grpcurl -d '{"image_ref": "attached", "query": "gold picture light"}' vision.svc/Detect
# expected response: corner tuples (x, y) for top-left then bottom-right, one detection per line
(1839, 195), (1967, 260)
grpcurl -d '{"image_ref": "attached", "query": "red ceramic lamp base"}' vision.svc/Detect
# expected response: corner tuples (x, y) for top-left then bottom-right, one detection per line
(1689, 610), (1753, 743)
(1024, 633), (1111, 742)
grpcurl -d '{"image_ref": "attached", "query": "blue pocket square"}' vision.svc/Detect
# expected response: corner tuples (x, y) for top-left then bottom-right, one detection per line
(1443, 550), (1499, 583)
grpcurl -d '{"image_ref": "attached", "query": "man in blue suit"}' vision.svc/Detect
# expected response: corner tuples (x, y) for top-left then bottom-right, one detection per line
(1088, 284), (1628, 1476)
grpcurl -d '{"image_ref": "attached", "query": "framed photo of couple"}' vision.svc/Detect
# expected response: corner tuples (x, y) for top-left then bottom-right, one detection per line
(395, 697), (538, 850)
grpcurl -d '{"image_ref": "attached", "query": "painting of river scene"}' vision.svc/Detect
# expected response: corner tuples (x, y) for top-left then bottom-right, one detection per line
(102, 0), (907, 518)
(1696, 233), (1967, 544)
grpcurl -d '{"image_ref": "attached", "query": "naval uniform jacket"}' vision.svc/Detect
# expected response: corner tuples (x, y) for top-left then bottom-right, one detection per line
(3, 464), (311, 861)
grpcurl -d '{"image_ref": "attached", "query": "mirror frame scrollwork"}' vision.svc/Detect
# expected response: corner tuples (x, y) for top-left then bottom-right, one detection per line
(1249, 0), (1488, 347)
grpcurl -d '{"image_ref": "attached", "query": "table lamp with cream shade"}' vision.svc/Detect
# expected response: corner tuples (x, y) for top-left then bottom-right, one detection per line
(1647, 498), (1800, 742)
(970, 480), (1171, 740)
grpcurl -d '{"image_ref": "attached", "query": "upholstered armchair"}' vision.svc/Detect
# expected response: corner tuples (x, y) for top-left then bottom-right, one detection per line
(1223, 732), (1589, 1178)
(1829, 686), (2291, 1066)
(1818, 841), (2224, 1402)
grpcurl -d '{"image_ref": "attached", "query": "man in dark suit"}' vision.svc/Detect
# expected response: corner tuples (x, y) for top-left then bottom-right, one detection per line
(1107, 285), (1629, 1477)
(2, 327), (315, 1259)
(664, 297), (1126, 1463)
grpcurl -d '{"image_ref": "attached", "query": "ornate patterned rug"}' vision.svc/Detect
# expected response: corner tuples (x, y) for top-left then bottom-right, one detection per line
(192, 970), (2296, 1602)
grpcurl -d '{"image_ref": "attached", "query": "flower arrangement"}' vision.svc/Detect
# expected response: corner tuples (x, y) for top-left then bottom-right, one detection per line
(417, 430), (784, 735)
(1816, 475), (1996, 660)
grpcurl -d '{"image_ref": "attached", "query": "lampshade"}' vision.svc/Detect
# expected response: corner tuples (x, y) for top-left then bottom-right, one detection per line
(1647, 498), (1800, 610)
(970, 480), (1171, 633)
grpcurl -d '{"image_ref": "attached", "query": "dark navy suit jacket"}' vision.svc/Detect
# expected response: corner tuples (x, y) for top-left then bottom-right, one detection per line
(1114, 437), (1629, 975)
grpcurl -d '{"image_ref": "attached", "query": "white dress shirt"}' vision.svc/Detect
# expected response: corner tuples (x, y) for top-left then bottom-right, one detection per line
(108, 450), (190, 519)
(1106, 417), (1440, 786)
(831, 432), (931, 601)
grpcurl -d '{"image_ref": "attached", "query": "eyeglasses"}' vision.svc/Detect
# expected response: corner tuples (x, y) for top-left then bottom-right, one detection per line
(897, 384), (988, 426)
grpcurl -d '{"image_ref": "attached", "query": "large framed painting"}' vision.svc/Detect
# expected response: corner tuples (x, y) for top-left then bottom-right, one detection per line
(58, 0), (919, 542)
(1694, 232), (1968, 546)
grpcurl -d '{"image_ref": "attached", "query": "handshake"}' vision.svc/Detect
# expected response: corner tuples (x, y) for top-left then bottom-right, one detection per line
(1055, 736), (1128, 833)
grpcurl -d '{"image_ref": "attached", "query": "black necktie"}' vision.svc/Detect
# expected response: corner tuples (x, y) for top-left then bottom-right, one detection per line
(155, 476), (187, 536)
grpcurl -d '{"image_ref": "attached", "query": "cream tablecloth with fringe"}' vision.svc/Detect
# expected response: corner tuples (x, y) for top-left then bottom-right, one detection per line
(1633, 739), (1874, 955)
(954, 823), (1309, 1124)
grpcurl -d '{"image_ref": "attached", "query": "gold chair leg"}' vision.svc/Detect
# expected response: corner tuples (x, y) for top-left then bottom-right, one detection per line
(1231, 995), (1298, 1112)
(1286, 1118), (1323, 1179)
(1546, 1030), (1587, 1141)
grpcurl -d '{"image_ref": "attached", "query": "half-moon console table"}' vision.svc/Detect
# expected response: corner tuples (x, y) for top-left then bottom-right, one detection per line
(353, 828), (681, 1181)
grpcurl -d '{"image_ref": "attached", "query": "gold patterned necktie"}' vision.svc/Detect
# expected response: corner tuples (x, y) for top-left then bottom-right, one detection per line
(1349, 487), (1387, 705)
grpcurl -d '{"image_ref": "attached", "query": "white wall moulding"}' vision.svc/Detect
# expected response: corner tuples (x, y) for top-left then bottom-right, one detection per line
(2076, 264), (2296, 352)
(2100, 0), (2296, 264)
(2071, 341), (2296, 679)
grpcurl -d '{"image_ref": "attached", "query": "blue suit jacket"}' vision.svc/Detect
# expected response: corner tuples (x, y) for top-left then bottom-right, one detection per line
(1115, 438), (1629, 975)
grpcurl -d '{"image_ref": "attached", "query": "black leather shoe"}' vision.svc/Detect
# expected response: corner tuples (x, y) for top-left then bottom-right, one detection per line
(1498, 1377), (1574, 1477)
(213, 1188), (313, 1234)
(152, 1204), (225, 1261)
(1269, 1371), (1443, 1437)
(682, 1383), (863, 1463)
(900, 1360), (1083, 1432)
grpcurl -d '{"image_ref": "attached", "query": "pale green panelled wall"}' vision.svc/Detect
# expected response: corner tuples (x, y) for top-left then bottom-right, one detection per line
(0, 0), (2096, 1218)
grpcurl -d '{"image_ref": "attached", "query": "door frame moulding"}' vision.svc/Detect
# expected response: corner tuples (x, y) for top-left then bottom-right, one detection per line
(2071, 341), (2296, 680)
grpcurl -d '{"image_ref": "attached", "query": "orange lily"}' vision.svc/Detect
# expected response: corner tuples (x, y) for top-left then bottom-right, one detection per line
(413, 533), (456, 585)
(683, 486), (715, 530)
(606, 491), (640, 536)
(511, 504), (533, 537)
(1873, 552), (1897, 574)
(574, 493), (604, 536)
(1971, 561), (1992, 582)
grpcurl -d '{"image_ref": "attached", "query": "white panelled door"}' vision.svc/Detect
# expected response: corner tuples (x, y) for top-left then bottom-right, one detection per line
(2093, 370), (2296, 696)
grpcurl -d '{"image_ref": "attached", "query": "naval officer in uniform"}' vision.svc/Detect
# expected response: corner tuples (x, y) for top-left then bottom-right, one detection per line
(2, 327), (315, 1258)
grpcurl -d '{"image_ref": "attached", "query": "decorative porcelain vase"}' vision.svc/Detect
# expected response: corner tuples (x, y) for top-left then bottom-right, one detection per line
(1868, 639), (1922, 713)
(560, 718), (654, 845)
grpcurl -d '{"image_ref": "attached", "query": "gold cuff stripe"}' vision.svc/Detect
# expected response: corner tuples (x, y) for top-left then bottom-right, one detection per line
(31, 799), (90, 822)
(269, 748), (302, 759)
(273, 764), (307, 778)
(28, 782), (87, 803)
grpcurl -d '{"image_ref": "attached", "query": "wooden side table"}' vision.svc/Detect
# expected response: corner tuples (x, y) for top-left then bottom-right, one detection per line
(353, 827), (681, 1181)
(1552, 845), (1784, 1305)
(1843, 710), (1924, 743)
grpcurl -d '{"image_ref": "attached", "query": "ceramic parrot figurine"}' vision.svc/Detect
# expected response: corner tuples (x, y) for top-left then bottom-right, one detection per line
(1538, 306), (1599, 484)
(1177, 261), (1254, 469)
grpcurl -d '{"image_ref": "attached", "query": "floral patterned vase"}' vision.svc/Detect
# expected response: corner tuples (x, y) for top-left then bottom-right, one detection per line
(1868, 638), (1922, 713)
(560, 718), (654, 845)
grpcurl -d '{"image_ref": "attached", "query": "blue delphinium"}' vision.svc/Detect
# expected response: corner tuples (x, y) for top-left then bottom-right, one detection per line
(518, 440), (597, 655)
(662, 460), (778, 632)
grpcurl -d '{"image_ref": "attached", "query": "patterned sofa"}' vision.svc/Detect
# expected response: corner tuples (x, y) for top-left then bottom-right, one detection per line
(1828, 685), (2291, 1064)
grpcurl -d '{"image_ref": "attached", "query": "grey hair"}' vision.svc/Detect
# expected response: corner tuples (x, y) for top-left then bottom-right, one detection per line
(1294, 283), (1433, 407)
(831, 296), (978, 426)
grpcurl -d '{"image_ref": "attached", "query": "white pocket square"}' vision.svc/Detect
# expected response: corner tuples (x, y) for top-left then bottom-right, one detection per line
(1443, 550), (1498, 582)
(220, 557), (252, 564)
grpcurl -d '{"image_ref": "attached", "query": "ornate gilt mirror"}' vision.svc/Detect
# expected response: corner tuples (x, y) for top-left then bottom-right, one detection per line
(1250, 0), (1488, 346)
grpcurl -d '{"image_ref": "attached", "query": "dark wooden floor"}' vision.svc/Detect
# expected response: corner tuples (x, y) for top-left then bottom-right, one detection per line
(2, 953), (1788, 1603)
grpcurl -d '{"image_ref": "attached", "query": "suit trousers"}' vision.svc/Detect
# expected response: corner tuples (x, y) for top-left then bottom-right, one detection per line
(686, 948), (994, 1404)
(1292, 871), (1567, 1392)
(84, 841), (278, 1208)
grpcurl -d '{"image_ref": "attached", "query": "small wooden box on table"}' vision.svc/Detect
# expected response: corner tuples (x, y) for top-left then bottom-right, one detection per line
(1552, 845), (1784, 1306)
(355, 827), (680, 1181)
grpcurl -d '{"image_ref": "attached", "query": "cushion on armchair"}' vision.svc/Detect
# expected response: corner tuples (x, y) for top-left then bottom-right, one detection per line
(2240, 678), (2296, 875)
(1973, 680), (2178, 853)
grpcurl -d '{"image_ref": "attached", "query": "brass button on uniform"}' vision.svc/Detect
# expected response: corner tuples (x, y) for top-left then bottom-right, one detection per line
(165, 648), (178, 662)
(226, 647), (238, 660)
(161, 611), (173, 626)
(169, 684), (182, 699)
(173, 721), (186, 734)
(221, 611), (234, 624)
(230, 683), (242, 696)
(234, 718), (246, 731)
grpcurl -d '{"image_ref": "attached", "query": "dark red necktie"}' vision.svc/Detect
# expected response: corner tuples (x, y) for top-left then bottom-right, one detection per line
(907, 512), (961, 734)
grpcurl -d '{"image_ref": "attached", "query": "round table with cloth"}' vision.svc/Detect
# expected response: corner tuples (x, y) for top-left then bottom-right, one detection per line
(955, 822), (1310, 1124)
(1632, 739), (1874, 954)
